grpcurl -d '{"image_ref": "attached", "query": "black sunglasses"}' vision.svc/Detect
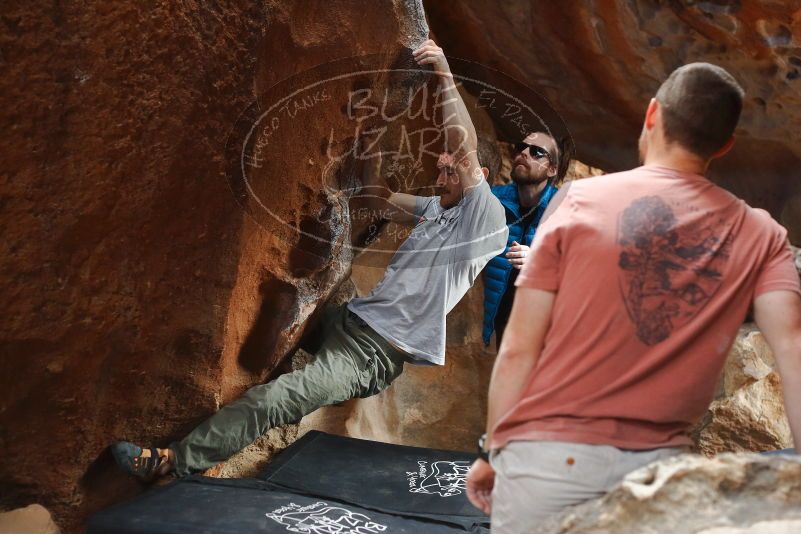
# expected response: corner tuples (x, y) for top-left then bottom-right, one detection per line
(514, 142), (553, 163)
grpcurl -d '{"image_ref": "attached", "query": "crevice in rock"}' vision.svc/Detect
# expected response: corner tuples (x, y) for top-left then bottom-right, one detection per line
(237, 277), (298, 374)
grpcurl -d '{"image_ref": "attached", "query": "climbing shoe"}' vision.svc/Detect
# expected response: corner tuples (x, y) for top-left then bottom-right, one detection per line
(111, 442), (173, 481)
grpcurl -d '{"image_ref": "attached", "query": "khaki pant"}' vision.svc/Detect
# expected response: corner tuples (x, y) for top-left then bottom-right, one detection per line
(171, 304), (409, 476)
(490, 440), (687, 533)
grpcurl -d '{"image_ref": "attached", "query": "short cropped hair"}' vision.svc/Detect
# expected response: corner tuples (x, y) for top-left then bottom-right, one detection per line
(477, 137), (501, 179)
(655, 63), (744, 159)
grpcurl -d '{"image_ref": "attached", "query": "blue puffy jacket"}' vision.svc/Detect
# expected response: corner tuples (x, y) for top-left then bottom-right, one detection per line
(482, 182), (559, 345)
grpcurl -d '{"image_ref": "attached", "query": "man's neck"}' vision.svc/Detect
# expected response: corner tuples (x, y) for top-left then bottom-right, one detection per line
(516, 180), (548, 208)
(643, 145), (708, 176)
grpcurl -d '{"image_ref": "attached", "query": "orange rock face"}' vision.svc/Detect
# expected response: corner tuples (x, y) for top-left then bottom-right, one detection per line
(426, 0), (801, 242)
(0, 1), (431, 531)
(4, 1), (801, 532)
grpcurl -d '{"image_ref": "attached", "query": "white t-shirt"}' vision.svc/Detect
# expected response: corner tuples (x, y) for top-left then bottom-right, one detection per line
(348, 179), (507, 364)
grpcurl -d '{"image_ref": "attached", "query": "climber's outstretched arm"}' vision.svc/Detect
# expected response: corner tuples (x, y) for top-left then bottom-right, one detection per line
(413, 39), (482, 190)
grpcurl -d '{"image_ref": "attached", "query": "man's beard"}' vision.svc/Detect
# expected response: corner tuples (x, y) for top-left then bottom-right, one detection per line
(511, 165), (547, 185)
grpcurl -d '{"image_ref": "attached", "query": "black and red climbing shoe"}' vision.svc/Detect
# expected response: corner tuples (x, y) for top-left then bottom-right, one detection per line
(111, 442), (172, 481)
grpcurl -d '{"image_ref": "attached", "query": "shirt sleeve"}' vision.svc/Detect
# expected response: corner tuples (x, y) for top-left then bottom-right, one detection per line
(457, 180), (507, 258)
(414, 195), (440, 219)
(515, 189), (573, 292)
(459, 181), (497, 224)
(754, 223), (801, 298)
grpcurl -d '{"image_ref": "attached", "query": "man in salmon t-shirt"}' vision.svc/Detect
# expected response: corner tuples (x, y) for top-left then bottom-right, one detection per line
(465, 62), (801, 531)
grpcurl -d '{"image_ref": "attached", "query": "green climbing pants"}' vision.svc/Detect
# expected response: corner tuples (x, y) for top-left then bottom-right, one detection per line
(171, 304), (410, 476)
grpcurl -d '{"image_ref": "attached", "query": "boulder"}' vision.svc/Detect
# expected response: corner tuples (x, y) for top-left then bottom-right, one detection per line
(692, 324), (793, 455)
(0, 505), (60, 534)
(542, 453), (801, 533)
(0, 1), (430, 530)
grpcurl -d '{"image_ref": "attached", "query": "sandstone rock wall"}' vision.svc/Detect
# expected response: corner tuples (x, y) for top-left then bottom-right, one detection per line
(0, 1), (430, 530)
(425, 0), (801, 243)
(2, 3), (271, 529)
(5, 1), (801, 532)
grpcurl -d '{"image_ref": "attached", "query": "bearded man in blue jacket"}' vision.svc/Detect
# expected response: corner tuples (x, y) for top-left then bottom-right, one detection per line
(482, 132), (573, 348)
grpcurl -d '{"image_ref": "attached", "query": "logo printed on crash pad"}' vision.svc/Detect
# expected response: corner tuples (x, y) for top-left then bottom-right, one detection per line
(266, 501), (387, 534)
(407, 460), (469, 497)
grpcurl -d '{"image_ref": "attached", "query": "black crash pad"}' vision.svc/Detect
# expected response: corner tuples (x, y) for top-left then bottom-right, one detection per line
(88, 432), (489, 533)
(88, 476), (487, 533)
(259, 431), (487, 530)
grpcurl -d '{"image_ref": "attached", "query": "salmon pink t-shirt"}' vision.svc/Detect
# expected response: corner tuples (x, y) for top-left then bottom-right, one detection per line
(490, 165), (801, 451)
